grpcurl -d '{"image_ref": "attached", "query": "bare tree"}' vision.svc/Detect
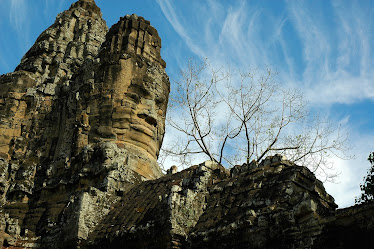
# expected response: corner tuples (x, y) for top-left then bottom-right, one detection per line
(161, 59), (350, 181)
(162, 59), (221, 166)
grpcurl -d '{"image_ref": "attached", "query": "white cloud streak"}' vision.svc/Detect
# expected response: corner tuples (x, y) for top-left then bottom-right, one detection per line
(156, 0), (206, 58)
(325, 132), (374, 208)
(286, 0), (374, 105)
(9, 0), (28, 37)
(10, 0), (26, 30)
(158, 0), (374, 105)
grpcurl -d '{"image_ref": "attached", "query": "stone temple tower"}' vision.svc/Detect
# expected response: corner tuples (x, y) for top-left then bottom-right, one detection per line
(0, 0), (169, 247)
(75, 13), (170, 183)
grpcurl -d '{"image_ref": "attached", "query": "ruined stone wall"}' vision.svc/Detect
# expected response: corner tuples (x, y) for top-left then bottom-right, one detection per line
(85, 162), (229, 249)
(190, 157), (336, 249)
(82, 156), (374, 249)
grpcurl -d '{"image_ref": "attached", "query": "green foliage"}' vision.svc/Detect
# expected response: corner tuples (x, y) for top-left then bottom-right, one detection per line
(356, 152), (374, 204)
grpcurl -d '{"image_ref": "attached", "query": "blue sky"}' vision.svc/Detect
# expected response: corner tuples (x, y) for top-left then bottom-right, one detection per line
(1, 0), (374, 208)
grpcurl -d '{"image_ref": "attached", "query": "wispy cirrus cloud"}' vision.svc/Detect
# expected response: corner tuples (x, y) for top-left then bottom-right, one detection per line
(157, 0), (291, 72)
(156, 0), (206, 58)
(158, 0), (374, 105)
(9, 0), (32, 52)
(286, 0), (374, 105)
(10, 0), (26, 30)
(286, 1), (331, 83)
(10, 0), (28, 36)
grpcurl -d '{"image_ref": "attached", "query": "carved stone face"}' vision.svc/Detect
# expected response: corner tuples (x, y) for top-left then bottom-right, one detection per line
(109, 59), (169, 161)
(84, 15), (170, 179)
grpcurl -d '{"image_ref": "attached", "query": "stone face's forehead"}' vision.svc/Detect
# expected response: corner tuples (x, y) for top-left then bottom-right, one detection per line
(99, 14), (166, 69)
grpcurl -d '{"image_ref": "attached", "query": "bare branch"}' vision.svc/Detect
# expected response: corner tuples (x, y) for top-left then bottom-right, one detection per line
(160, 58), (351, 181)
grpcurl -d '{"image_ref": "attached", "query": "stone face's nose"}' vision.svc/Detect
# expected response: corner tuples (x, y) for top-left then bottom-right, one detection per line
(137, 108), (158, 128)
(145, 113), (158, 127)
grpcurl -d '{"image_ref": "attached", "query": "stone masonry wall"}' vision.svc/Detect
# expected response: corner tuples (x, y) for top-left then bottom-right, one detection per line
(81, 156), (374, 249)
(0, 0), (107, 205)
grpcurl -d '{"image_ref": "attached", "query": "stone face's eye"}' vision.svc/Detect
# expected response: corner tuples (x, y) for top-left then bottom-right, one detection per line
(125, 92), (140, 104)
(128, 83), (151, 99)
(155, 96), (164, 107)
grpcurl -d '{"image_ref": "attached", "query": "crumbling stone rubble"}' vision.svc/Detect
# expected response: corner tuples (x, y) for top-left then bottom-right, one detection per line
(82, 156), (374, 249)
(0, 0), (373, 248)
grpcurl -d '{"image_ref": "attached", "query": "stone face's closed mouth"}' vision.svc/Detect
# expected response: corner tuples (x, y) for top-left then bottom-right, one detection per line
(130, 124), (154, 137)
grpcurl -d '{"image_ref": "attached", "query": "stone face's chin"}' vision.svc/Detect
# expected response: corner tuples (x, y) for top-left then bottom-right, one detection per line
(130, 123), (154, 138)
(124, 128), (157, 157)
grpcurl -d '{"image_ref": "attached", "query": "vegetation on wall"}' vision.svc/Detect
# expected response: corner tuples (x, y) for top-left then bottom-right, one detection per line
(356, 152), (374, 203)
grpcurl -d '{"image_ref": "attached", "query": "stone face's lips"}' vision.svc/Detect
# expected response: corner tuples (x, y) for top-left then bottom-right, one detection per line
(124, 131), (158, 157)
(130, 124), (154, 137)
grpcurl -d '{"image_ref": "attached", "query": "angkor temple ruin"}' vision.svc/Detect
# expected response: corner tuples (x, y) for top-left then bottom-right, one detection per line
(0, 1), (373, 248)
